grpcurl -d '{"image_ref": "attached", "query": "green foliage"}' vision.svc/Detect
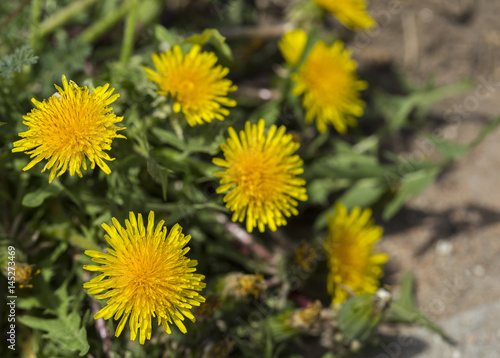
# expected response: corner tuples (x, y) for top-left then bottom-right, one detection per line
(0, 45), (38, 79)
(22, 181), (64, 208)
(338, 294), (385, 343)
(386, 272), (452, 341)
(1, 0), (496, 357)
(17, 243), (90, 356)
(374, 80), (472, 134)
(185, 28), (233, 60)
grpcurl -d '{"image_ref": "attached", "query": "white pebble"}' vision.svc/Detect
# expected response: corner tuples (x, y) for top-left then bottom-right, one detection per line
(436, 240), (453, 255)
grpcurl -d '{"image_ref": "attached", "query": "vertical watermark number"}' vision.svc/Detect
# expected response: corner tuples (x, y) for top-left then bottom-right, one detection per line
(6, 246), (16, 351)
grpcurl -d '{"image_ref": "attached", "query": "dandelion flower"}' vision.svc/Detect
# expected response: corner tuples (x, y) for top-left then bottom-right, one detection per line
(12, 75), (125, 183)
(324, 202), (388, 304)
(292, 40), (367, 134)
(143, 45), (237, 126)
(278, 28), (308, 66)
(83, 212), (206, 344)
(313, 0), (376, 30)
(213, 119), (307, 233)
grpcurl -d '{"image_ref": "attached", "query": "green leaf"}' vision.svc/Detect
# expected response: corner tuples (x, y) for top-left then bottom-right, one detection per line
(305, 131), (330, 156)
(41, 224), (101, 251)
(267, 310), (298, 343)
(426, 135), (469, 161)
(184, 135), (225, 155)
(154, 25), (179, 48)
(18, 278), (89, 355)
(382, 166), (440, 220)
(338, 294), (384, 342)
(152, 127), (186, 150)
(374, 80), (472, 133)
(184, 29), (233, 60)
(387, 272), (452, 341)
(340, 178), (387, 209)
(22, 183), (63, 208)
(307, 152), (387, 181)
(0, 45), (39, 79)
(147, 159), (169, 200)
(468, 115), (500, 149)
(320, 353), (336, 358)
(152, 127), (223, 155)
(307, 178), (350, 205)
(248, 100), (282, 126)
(19, 310), (89, 355)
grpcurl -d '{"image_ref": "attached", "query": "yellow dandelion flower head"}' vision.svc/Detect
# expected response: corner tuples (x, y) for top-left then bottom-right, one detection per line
(278, 28), (308, 66)
(213, 119), (308, 233)
(313, 0), (376, 30)
(292, 40), (367, 134)
(83, 212), (206, 344)
(324, 202), (388, 304)
(143, 45), (237, 126)
(12, 75), (125, 183)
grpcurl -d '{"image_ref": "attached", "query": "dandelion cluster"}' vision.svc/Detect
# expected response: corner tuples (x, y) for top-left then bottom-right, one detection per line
(6, 4), (398, 352)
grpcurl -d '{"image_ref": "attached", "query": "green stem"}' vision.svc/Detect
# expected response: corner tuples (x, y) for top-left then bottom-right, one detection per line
(30, 0), (41, 49)
(78, 1), (133, 44)
(39, 0), (98, 38)
(170, 114), (184, 141)
(119, 0), (138, 63)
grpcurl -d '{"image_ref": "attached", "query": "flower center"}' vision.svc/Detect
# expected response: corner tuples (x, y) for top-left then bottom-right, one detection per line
(331, 232), (369, 286)
(233, 151), (282, 202)
(301, 45), (351, 107)
(170, 68), (209, 109)
(50, 93), (104, 155)
(118, 242), (166, 300)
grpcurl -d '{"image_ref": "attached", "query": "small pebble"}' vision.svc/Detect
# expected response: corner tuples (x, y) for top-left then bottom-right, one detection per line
(258, 89), (272, 100)
(436, 240), (453, 255)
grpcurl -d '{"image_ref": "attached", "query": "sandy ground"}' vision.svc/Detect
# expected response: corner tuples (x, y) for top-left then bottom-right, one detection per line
(349, 0), (500, 356)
